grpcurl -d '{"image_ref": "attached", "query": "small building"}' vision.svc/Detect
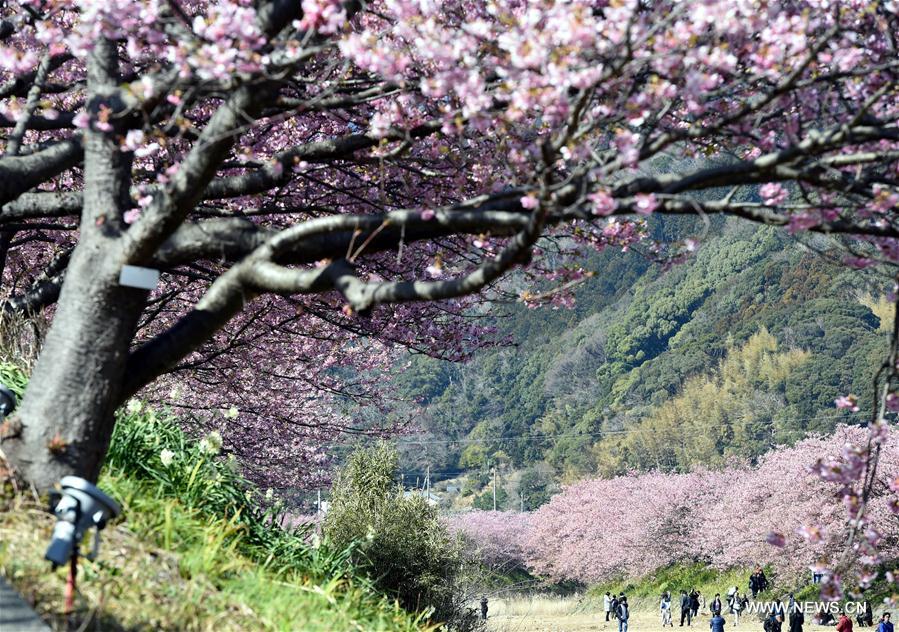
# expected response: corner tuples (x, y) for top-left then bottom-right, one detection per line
(403, 490), (440, 506)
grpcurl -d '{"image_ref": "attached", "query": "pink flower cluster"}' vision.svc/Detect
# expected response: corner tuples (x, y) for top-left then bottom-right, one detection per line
(450, 426), (899, 596)
(445, 510), (532, 569)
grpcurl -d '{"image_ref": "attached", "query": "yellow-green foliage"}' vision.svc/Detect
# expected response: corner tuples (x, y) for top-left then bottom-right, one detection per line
(595, 329), (808, 474)
(857, 292), (895, 333)
(323, 442), (464, 626)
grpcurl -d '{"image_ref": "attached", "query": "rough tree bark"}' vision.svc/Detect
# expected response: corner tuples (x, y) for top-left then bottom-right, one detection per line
(1, 40), (147, 490)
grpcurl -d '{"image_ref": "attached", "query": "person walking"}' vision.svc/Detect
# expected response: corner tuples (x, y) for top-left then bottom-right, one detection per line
(789, 606), (804, 632)
(691, 589), (701, 618)
(480, 596), (488, 621)
(711, 611), (726, 632)
(681, 591), (693, 627)
(618, 596), (630, 632)
(732, 592), (746, 626)
(858, 600), (874, 627)
(712, 594), (723, 616)
(661, 592), (674, 627)
(877, 613), (893, 632)
(605, 592), (613, 622)
(774, 600), (786, 620)
(838, 611), (855, 632)
(612, 594), (620, 621)
(758, 568), (769, 593)
(765, 614), (783, 632)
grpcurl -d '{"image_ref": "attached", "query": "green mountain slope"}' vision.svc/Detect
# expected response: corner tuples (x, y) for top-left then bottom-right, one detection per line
(392, 217), (889, 497)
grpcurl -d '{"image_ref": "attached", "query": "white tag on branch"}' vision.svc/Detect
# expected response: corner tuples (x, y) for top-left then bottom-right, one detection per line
(119, 265), (160, 290)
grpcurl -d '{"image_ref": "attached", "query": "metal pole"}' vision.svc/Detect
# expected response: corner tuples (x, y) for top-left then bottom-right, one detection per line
(64, 547), (78, 618)
(492, 467), (497, 511)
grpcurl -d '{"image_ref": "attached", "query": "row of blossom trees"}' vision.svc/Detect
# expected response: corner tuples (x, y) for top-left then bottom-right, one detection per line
(0, 0), (896, 598)
(1, 0), (897, 493)
(450, 425), (899, 598)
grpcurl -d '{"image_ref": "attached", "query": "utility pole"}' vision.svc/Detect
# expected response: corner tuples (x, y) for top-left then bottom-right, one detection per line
(492, 467), (497, 511)
(316, 489), (322, 536)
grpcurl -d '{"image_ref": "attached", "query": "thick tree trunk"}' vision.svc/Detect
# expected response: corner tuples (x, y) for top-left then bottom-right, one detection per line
(2, 242), (146, 490)
(0, 39), (145, 491)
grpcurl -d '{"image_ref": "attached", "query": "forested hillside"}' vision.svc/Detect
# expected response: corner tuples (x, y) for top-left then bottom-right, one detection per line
(391, 217), (890, 500)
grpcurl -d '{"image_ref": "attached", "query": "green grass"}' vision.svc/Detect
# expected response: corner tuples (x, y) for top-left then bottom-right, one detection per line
(586, 564), (766, 609)
(0, 362), (432, 631)
(1, 476), (431, 631)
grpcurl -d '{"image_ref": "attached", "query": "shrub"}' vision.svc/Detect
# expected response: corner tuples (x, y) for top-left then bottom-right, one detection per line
(323, 441), (472, 626)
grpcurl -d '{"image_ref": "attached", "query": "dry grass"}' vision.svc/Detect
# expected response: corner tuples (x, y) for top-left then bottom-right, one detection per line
(488, 595), (590, 619)
(484, 596), (839, 632)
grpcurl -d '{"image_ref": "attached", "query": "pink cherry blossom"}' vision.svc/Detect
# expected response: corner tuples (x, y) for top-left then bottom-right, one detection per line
(589, 189), (617, 216)
(634, 193), (659, 215)
(760, 183), (788, 206)
(520, 194), (539, 210)
(835, 395), (860, 412)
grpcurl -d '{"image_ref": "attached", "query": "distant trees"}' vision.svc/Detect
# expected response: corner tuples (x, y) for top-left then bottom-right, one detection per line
(406, 227), (890, 481)
(445, 510), (531, 571)
(450, 426), (899, 590)
(518, 467), (554, 511)
(595, 329), (810, 475)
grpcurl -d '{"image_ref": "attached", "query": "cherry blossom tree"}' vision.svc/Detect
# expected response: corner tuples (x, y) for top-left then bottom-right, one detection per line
(523, 468), (730, 583)
(445, 510), (532, 570)
(0, 0), (897, 503)
(456, 426), (898, 593)
(703, 425), (899, 595)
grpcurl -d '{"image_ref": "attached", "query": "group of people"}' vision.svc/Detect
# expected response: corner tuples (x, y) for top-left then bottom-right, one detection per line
(598, 566), (893, 632)
(657, 588), (750, 627)
(749, 568), (770, 598)
(603, 592), (631, 632)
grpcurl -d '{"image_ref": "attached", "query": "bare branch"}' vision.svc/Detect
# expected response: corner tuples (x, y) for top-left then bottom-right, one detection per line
(6, 54), (54, 156)
(0, 139), (83, 206)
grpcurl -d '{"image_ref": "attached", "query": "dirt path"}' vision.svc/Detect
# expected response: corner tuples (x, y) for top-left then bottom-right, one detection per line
(485, 599), (831, 632)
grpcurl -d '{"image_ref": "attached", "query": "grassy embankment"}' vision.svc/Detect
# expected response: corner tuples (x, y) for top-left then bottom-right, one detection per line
(0, 362), (431, 632)
(588, 565), (759, 608)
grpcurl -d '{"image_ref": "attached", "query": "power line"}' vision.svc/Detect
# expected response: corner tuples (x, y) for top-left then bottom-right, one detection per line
(272, 412), (879, 490)
(332, 410), (868, 447)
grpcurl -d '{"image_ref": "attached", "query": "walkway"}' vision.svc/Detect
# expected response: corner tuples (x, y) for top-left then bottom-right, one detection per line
(0, 577), (50, 631)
